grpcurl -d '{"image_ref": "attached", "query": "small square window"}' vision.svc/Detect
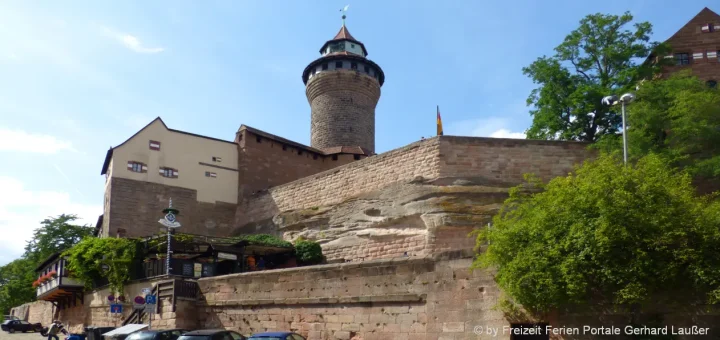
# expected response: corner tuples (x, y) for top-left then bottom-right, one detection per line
(212, 156), (222, 162)
(313, 154), (318, 160)
(674, 53), (690, 65)
(364, 65), (370, 73)
(351, 44), (355, 48)
(149, 140), (161, 151)
(351, 62), (358, 70)
(335, 61), (343, 69)
(298, 150), (303, 155)
(353, 154), (361, 160)
(282, 145), (287, 151)
(322, 63), (328, 70)
(332, 155), (338, 161)
(205, 171), (217, 178)
(256, 136), (262, 143)
(311, 69), (316, 76)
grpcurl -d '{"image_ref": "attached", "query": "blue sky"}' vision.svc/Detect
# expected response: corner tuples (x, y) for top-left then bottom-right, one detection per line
(0, 0), (714, 264)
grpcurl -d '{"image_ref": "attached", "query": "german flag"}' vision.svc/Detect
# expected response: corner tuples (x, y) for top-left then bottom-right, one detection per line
(436, 105), (443, 136)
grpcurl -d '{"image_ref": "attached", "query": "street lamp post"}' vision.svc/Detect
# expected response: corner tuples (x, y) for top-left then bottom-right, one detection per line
(158, 199), (181, 276)
(602, 93), (635, 165)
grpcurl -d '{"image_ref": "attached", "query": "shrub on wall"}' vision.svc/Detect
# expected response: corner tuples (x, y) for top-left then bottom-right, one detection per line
(63, 237), (140, 296)
(294, 239), (324, 265)
(235, 234), (293, 248)
(473, 153), (720, 314)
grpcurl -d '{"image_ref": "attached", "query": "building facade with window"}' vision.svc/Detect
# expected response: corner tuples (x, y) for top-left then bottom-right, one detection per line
(97, 23), (379, 239)
(654, 7), (720, 85)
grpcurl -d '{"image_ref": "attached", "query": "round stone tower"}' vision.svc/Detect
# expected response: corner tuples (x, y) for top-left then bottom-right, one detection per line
(302, 21), (384, 154)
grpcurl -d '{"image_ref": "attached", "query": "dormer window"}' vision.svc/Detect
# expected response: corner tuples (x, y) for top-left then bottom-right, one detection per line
(328, 42), (345, 54)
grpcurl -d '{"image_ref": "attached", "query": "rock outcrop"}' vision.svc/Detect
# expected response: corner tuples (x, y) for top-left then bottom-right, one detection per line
(270, 177), (513, 262)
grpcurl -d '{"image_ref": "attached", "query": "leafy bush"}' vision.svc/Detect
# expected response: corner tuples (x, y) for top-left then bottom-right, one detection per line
(294, 239), (324, 265)
(63, 237), (140, 295)
(473, 153), (720, 313)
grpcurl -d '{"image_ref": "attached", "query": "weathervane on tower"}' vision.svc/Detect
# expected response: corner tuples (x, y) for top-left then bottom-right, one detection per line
(340, 5), (349, 26)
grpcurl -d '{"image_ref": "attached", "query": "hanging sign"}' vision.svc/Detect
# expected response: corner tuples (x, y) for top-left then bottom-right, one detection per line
(217, 252), (237, 260)
(158, 211), (181, 228)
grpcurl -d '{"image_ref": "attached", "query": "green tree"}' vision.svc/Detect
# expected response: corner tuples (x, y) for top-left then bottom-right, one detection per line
(596, 71), (720, 179)
(523, 12), (665, 141)
(0, 258), (36, 315)
(473, 154), (720, 313)
(24, 214), (94, 264)
(0, 215), (93, 315)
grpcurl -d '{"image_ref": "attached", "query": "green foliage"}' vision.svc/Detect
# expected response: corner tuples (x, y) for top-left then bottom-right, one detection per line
(63, 237), (139, 295)
(23, 214), (94, 265)
(595, 71), (720, 179)
(524, 12), (666, 141)
(146, 233), (194, 249)
(0, 215), (91, 314)
(233, 234), (293, 248)
(473, 153), (720, 313)
(294, 239), (324, 265)
(0, 258), (36, 314)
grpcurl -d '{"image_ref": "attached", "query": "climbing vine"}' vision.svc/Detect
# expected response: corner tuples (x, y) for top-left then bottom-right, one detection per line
(62, 237), (140, 296)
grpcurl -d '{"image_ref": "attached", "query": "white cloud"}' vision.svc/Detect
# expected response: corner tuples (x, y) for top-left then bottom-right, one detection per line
(0, 128), (75, 153)
(490, 129), (526, 139)
(0, 176), (101, 265)
(102, 26), (164, 54)
(447, 117), (526, 139)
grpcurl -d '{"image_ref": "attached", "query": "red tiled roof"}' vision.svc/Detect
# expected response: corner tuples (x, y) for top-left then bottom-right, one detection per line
(333, 25), (358, 42)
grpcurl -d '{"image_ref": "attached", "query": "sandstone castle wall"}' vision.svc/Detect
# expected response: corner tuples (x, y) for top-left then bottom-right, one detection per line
(233, 136), (591, 261)
(17, 256), (720, 339)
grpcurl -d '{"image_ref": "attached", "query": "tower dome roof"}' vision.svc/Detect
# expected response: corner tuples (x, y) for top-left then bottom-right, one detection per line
(319, 25), (368, 57)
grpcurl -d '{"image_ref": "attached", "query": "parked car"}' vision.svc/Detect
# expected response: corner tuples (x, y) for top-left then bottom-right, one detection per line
(126, 329), (188, 340)
(1, 319), (43, 333)
(248, 332), (305, 340)
(178, 329), (246, 340)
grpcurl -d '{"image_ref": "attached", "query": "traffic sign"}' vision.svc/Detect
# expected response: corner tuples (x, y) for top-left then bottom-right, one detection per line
(144, 303), (156, 314)
(145, 294), (157, 305)
(110, 304), (123, 314)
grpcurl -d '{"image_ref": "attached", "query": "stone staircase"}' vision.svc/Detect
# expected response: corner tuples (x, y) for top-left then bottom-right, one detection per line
(122, 279), (197, 325)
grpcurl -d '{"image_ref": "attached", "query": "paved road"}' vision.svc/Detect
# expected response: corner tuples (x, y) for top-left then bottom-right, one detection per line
(0, 331), (47, 340)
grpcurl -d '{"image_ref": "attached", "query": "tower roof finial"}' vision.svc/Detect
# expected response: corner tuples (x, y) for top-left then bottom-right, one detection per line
(340, 5), (349, 26)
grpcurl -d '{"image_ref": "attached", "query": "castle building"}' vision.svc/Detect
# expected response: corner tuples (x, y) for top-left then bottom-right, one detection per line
(652, 7), (720, 85)
(97, 22), (381, 239)
(96, 19), (591, 261)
